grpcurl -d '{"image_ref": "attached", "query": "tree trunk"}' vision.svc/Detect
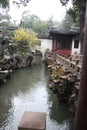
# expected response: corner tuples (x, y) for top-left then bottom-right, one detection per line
(79, 0), (86, 54)
(74, 1), (87, 130)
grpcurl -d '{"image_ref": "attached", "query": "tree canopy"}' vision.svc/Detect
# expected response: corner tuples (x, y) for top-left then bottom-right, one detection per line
(0, 0), (31, 8)
(13, 0), (31, 7)
(12, 28), (38, 48)
(0, 0), (9, 8)
(60, 0), (69, 5)
(20, 11), (59, 36)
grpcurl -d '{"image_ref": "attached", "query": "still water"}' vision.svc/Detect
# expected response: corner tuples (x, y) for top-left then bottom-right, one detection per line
(0, 63), (73, 130)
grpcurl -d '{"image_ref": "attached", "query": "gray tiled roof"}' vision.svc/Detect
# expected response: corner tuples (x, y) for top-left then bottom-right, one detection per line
(50, 25), (79, 35)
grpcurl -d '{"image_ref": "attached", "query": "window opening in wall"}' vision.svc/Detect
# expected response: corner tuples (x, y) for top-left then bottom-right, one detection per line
(57, 42), (71, 49)
(74, 40), (79, 48)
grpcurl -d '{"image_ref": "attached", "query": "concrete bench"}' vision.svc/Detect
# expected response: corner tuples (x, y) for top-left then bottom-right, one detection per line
(18, 111), (46, 130)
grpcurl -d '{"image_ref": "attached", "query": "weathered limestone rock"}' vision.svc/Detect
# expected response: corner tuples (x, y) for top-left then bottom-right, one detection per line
(18, 111), (46, 130)
(45, 51), (81, 114)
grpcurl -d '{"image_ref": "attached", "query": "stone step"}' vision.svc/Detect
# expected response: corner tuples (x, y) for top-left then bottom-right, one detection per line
(18, 111), (46, 130)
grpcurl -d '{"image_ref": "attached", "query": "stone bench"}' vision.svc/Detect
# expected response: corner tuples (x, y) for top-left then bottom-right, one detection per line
(18, 111), (46, 130)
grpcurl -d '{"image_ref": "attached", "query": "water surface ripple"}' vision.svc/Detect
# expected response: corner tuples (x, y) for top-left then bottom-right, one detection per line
(0, 64), (73, 130)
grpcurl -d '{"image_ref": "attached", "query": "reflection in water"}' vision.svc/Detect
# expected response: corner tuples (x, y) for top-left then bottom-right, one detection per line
(0, 63), (73, 130)
(47, 91), (74, 130)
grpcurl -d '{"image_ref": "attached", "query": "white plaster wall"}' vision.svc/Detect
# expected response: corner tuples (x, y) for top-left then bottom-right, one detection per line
(39, 39), (52, 56)
(71, 39), (81, 55)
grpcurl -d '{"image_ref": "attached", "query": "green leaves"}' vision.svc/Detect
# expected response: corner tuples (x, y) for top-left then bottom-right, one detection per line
(60, 0), (69, 6)
(13, 0), (31, 7)
(20, 12), (59, 36)
(0, 0), (9, 8)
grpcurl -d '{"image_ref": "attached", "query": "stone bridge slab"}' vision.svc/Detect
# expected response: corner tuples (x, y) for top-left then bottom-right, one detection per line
(18, 111), (46, 130)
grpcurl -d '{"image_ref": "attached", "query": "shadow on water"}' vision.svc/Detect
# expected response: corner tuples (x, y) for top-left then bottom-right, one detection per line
(0, 56), (74, 130)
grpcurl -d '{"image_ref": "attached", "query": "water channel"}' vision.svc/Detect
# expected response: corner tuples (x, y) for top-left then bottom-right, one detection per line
(0, 59), (74, 130)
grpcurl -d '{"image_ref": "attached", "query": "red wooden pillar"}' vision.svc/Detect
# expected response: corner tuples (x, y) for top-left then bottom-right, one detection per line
(52, 39), (54, 51)
(74, 2), (87, 130)
(52, 38), (57, 52)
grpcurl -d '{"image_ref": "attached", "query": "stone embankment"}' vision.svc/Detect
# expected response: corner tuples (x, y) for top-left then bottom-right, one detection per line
(0, 42), (33, 83)
(44, 51), (81, 115)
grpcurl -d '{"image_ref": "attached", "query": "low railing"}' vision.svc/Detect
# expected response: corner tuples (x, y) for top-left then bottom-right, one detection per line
(56, 54), (82, 74)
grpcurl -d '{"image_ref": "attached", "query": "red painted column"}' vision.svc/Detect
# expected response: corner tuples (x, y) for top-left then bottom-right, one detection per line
(54, 39), (57, 50)
(52, 39), (54, 52)
(52, 38), (55, 51)
(74, 2), (87, 130)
